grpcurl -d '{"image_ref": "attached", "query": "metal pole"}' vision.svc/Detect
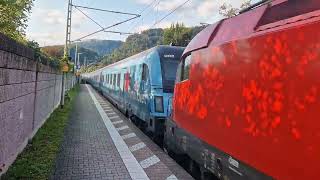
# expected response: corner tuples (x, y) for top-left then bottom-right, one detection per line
(77, 53), (82, 70)
(74, 42), (78, 70)
(60, 73), (65, 108)
(63, 0), (72, 58)
(61, 0), (72, 108)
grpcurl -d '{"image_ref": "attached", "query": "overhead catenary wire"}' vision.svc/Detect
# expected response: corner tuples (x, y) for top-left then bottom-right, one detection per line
(74, 6), (133, 36)
(75, 6), (104, 29)
(70, 3), (140, 42)
(129, 0), (161, 33)
(73, 4), (141, 17)
(151, 0), (192, 29)
(73, 15), (139, 42)
(138, 0), (159, 14)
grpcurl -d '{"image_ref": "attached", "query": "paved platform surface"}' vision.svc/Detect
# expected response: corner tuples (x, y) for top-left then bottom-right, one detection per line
(52, 85), (193, 180)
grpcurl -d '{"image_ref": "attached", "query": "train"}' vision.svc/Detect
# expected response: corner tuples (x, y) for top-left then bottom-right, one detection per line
(84, 0), (320, 179)
(83, 45), (184, 140)
(164, 0), (320, 180)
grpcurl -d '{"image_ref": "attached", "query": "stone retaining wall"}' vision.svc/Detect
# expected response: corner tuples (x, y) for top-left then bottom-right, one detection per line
(0, 33), (75, 175)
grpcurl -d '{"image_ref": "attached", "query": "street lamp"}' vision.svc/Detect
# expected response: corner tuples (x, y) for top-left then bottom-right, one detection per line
(77, 52), (83, 71)
(74, 40), (81, 71)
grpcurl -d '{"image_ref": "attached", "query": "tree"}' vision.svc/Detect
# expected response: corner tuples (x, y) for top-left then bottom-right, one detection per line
(219, 0), (252, 18)
(101, 28), (164, 65)
(0, 0), (34, 42)
(163, 23), (193, 47)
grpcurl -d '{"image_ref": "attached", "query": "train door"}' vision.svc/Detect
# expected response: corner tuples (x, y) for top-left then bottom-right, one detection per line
(99, 72), (103, 91)
(119, 68), (126, 111)
(116, 72), (121, 105)
(123, 67), (130, 116)
(141, 63), (150, 116)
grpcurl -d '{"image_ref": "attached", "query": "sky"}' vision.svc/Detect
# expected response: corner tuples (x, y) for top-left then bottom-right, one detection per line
(26, 0), (252, 46)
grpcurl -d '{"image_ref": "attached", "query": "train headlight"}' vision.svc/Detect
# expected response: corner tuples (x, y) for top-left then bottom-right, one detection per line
(154, 96), (164, 113)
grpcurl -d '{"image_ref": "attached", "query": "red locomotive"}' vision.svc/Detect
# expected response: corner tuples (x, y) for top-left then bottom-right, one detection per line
(164, 0), (320, 179)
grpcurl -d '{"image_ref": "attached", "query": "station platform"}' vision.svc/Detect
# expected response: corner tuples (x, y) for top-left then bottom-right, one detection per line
(52, 85), (193, 180)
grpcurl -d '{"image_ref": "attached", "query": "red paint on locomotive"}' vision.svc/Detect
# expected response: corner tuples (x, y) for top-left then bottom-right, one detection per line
(172, 1), (320, 179)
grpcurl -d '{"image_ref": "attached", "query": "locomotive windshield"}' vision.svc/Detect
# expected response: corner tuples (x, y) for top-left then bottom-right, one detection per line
(162, 60), (179, 81)
(158, 46), (185, 93)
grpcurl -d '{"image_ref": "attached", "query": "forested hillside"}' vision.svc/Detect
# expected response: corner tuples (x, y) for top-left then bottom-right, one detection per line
(102, 28), (164, 65)
(79, 23), (206, 73)
(102, 23), (205, 66)
(76, 39), (123, 56)
(41, 45), (100, 65)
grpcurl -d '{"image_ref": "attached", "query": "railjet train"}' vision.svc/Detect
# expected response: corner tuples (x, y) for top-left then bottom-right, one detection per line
(84, 46), (184, 140)
(164, 0), (320, 180)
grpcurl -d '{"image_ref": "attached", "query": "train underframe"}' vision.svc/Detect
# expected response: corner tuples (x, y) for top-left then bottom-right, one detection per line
(164, 117), (273, 180)
(96, 87), (166, 144)
(128, 113), (166, 145)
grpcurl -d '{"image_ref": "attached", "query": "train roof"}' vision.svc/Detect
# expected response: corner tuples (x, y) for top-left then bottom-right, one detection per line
(183, 0), (320, 58)
(87, 45), (184, 75)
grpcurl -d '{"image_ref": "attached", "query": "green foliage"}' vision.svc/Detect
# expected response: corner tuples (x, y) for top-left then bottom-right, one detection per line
(41, 45), (100, 67)
(163, 23), (196, 47)
(102, 28), (164, 65)
(219, 0), (252, 18)
(81, 24), (205, 73)
(3, 85), (80, 180)
(76, 39), (123, 56)
(0, 0), (34, 43)
(27, 40), (61, 69)
(79, 64), (100, 73)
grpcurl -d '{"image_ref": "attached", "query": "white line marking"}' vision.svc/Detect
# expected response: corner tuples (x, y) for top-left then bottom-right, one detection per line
(116, 125), (129, 131)
(107, 112), (116, 115)
(166, 175), (178, 180)
(140, 155), (160, 169)
(109, 116), (120, 119)
(100, 104), (110, 107)
(129, 142), (146, 152)
(113, 120), (123, 125)
(86, 85), (149, 180)
(122, 133), (136, 140)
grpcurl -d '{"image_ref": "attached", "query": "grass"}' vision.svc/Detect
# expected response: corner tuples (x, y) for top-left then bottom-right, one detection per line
(1, 85), (80, 180)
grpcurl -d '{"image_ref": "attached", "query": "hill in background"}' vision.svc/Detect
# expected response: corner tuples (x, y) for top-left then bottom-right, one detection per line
(102, 28), (164, 65)
(102, 24), (205, 66)
(76, 39), (123, 56)
(41, 39), (123, 66)
(79, 24), (206, 73)
(41, 45), (100, 66)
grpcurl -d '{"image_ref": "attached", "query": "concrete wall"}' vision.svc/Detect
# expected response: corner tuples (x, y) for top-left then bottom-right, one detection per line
(0, 33), (75, 175)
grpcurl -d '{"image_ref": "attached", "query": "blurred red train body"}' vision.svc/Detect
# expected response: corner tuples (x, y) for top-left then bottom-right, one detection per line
(168, 0), (320, 179)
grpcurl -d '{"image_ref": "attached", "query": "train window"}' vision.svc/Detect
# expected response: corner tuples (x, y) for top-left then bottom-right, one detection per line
(117, 74), (120, 87)
(111, 74), (114, 85)
(142, 64), (149, 81)
(176, 61), (183, 83)
(130, 66), (136, 90)
(113, 74), (116, 86)
(181, 54), (192, 81)
(257, 0), (320, 27)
